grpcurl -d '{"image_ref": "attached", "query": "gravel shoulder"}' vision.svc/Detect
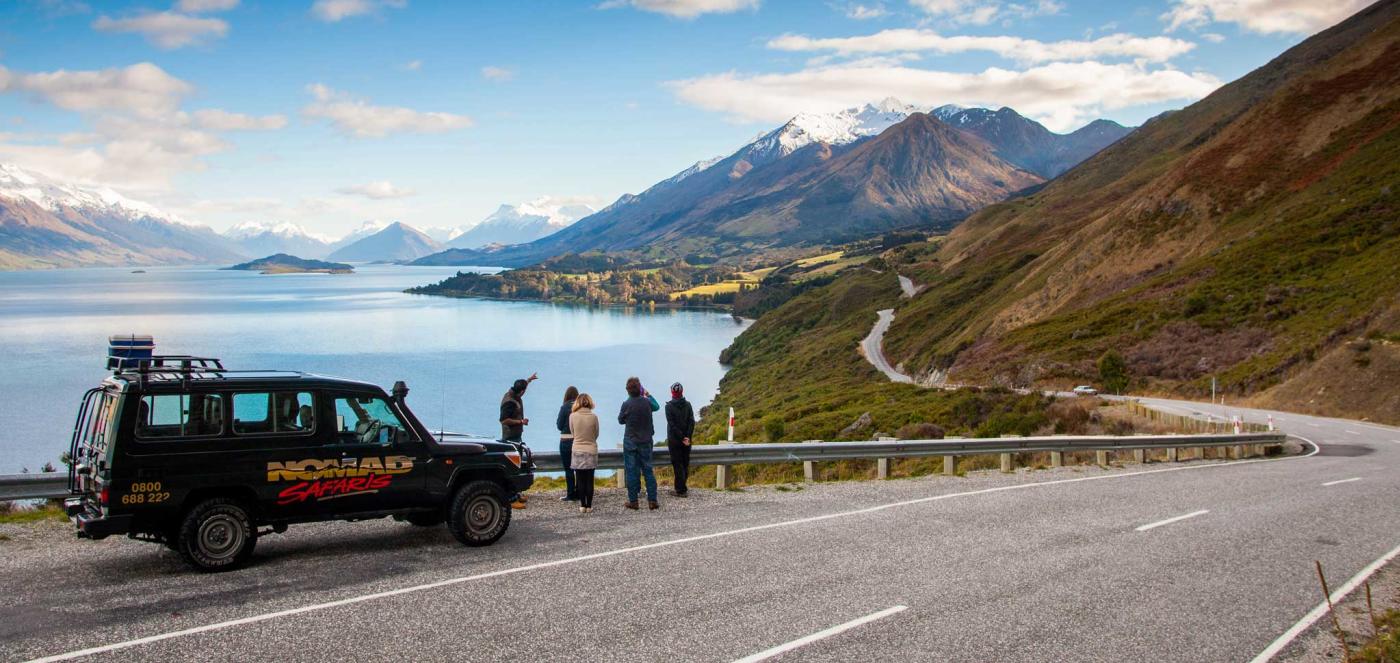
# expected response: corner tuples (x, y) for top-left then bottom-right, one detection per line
(1280, 557), (1400, 661)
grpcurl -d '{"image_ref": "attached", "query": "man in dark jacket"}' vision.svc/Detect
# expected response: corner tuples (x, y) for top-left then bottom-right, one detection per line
(618, 376), (660, 510)
(664, 382), (695, 497)
(499, 372), (537, 509)
(556, 386), (579, 502)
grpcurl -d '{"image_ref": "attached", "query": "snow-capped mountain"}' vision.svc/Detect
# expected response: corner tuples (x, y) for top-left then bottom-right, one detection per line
(223, 221), (334, 259)
(448, 198), (596, 249)
(0, 162), (194, 227)
(735, 97), (924, 168)
(327, 221), (443, 262)
(0, 162), (245, 269)
(328, 220), (390, 251)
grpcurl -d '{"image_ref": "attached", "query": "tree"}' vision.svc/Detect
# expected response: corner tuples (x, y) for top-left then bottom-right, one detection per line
(1098, 350), (1129, 394)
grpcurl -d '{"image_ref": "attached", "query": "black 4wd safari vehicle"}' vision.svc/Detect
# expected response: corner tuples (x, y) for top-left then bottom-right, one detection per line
(65, 338), (534, 572)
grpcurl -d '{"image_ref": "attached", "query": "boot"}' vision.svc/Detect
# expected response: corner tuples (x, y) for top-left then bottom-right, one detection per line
(624, 501), (639, 510)
(648, 500), (659, 510)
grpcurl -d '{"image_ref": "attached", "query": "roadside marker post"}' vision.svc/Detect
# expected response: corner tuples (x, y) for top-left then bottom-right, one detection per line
(728, 407), (735, 443)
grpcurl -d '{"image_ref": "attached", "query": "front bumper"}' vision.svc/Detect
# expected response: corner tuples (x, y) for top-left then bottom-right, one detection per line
(66, 498), (133, 540)
(510, 471), (535, 493)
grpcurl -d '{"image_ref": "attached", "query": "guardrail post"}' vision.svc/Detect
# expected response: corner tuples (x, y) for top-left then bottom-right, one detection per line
(1133, 449), (1146, 464)
(877, 458), (889, 480)
(1232, 444), (1244, 459)
(616, 469), (625, 488)
(1049, 451), (1063, 467)
(1167, 447), (1179, 462)
(943, 455), (955, 475)
(715, 464), (728, 491)
(803, 460), (815, 482)
(1096, 450), (1109, 466)
(1000, 453), (1012, 473)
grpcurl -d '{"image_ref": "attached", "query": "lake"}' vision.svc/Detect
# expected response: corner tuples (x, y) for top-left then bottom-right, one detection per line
(0, 265), (749, 474)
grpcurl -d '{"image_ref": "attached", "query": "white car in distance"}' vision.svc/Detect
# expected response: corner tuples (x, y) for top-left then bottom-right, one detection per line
(1072, 385), (1098, 396)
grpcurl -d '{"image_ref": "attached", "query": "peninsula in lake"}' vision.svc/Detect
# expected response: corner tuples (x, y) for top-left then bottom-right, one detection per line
(227, 254), (354, 275)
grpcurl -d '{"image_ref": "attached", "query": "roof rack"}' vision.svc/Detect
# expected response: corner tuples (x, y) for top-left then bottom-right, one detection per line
(118, 355), (227, 377)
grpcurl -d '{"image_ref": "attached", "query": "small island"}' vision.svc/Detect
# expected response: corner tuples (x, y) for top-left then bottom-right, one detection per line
(227, 254), (354, 275)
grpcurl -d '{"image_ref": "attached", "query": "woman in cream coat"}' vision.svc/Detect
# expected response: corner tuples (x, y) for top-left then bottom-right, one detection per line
(568, 393), (600, 513)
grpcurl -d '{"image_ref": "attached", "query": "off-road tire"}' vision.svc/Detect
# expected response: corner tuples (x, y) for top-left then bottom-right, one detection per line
(405, 512), (444, 527)
(448, 480), (510, 546)
(177, 498), (256, 572)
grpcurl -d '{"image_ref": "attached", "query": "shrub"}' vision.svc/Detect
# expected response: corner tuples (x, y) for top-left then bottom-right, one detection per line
(895, 422), (945, 440)
(763, 416), (786, 442)
(1047, 401), (1091, 434)
(1098, 350), (1129, 394)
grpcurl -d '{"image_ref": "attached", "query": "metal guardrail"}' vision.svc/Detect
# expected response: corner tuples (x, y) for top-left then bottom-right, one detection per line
(0, 432), (1286, 501)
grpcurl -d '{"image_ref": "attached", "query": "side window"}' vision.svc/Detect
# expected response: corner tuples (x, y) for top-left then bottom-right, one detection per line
(333, 396), (405, 446)
(135, 393), (224, 438)
(233, 392), (315, 435)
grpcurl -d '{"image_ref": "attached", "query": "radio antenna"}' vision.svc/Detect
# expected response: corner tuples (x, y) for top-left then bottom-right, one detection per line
(439, 363), (447, 437)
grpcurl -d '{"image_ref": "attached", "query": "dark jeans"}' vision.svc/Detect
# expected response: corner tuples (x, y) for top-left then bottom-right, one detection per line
(559, 439), (577, 498)
(575, 469), (595, 508)
(502, 436), (524, 500)
(667, 441), (691, 494)
(623, 442), (657, 503)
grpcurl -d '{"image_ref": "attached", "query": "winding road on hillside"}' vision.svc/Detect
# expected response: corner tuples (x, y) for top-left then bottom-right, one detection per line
(1, 400), (1397, 662)
(857, 275), (921, 383)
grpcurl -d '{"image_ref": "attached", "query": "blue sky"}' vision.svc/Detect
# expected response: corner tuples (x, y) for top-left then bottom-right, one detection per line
(0, 0), (1374, 237)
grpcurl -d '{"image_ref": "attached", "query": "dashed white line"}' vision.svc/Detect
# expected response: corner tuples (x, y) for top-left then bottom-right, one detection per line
(1308, 423), (1321, 428)
(1136, 509), (1210, 532)
(1321, 477), (1362, 487)
(24, 438), (1321, 663)
(1250, 542), (1400, 662)
(731, 606), (908, 663)
(1344, 430), (1361, 436)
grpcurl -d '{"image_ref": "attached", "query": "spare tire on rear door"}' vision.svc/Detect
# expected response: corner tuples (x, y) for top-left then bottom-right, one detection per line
(448, 480), (510, 546)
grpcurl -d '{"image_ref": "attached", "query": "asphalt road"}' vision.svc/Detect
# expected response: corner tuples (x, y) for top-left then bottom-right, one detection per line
(858, 309), (913, 383)
(1, 399), (1397, 662)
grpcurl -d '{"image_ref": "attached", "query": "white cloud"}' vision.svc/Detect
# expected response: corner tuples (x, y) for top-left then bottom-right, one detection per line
(597, 0), (759, 19)
(311, 0), (407, 22)
(668, 60), (1222, 132)
(845, 3), (889, 19)
(403, 60), (422, 71)
(0, 62), (192, 117)
(92, 11), (229, 49)
(1162, 0), (1374, 35)
(301, 84), (473, 138)
(176, 0), (239, 12)
(909, 0), (1061, 25)
(192, 109), (287, 131)
(0, 63), (287, 193)
(481, 66), (515, 81)
(769, 29), (1197, 64)
(1201, 32), (1226, 43)
(336, 180), (416, 199)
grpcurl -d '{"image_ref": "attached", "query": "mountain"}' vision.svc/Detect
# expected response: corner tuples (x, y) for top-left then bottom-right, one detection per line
(0, 163), (245, 269)
(415, 100), (1129, 267)
(933, 107), (1133, 178)
(326, 221), (443, 262)
(857, 0), (1400, 419)
(223, 221), (333, 259)
(328, 221), (390, 252)
(448, 198), (596, 249)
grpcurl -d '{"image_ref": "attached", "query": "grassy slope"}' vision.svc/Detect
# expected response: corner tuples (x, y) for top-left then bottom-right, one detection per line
(872, 3), (1400, 420)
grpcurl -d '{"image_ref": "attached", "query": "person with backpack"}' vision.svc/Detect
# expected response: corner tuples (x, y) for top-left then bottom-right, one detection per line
(499, 372), (537, 509)
(556, 385), (580, 502)
(664, 382), (695, 497)
(617, 376), (660, 510)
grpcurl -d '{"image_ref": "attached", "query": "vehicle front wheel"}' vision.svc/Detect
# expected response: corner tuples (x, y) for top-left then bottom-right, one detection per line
(448, 481), (510, 546)
(177, 498), (256, 572)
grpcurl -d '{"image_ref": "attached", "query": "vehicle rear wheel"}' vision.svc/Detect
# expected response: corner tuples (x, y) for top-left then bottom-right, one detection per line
(405, 512), (444, 527)
(448, 480), (510, 546)
(178, 498), (256, 572)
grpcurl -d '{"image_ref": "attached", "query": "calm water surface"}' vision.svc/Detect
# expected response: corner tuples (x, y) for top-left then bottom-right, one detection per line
(0, 265), (748, 473)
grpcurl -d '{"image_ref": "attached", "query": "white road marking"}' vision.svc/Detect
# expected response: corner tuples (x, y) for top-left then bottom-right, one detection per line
(1308, 423), (1321, 428)
(1135, 510), (1210, 532)
(1250, 542), (1400, 663)
(25, 438), (1321, 663)
(1321, 477), (1362, 487)
(731, 606), (908, 663)
(1344, 430), (1361, 436)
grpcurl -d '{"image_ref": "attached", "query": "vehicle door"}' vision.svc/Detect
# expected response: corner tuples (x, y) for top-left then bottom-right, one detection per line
(232, 390), (335, 519)
(122, 390), (230, 521)
(315, 393), (429, 512)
